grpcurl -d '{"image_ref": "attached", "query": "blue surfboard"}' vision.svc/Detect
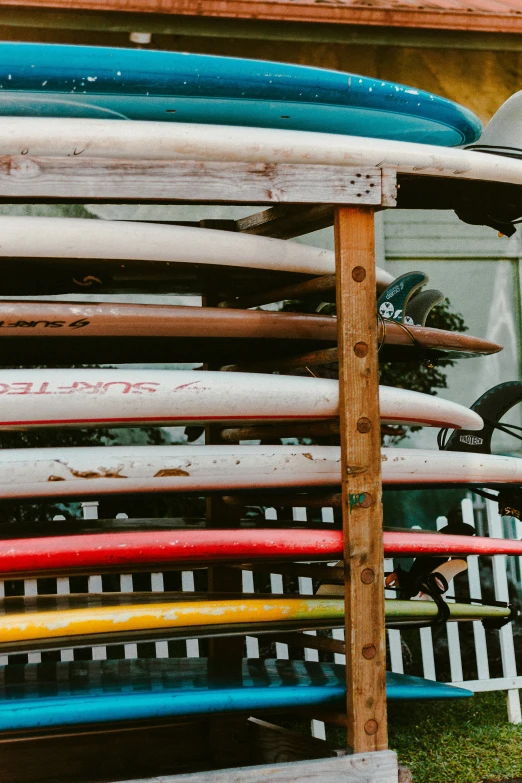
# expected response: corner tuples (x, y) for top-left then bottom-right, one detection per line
(0, 659), (472, 732)
(0, 43), (481, 146)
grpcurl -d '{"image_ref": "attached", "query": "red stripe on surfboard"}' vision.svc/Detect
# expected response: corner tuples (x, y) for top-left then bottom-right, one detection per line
(0, 530), (520, 575)
(0, 415), (468, 427)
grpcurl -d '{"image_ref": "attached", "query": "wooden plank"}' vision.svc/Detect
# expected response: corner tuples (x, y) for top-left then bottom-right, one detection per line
(0, 719), (212, 783)
(239, 564), (344, 582)
(222, 493), (342, 508)
(219, 275), (336, 310)
(203, 285), (250, 767)
(335, 206), (387, 752)
(117, 749), (399, 783)
(219, 421), (340, 441)
(235, 205), (334, 239)
(0, 158), (383, 205)
(247, 718), (337, 764)
(222, 347), (338, 373)
(262, 631), (346, 655)
(2, 0), (522, 36)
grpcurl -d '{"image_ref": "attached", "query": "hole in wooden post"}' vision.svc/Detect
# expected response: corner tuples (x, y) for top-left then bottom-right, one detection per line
(361, 569), (375, 584)
(360, 493), (373, 508)
(353, 342), (368, 358)
(357, 417), (371, 433)
(352, 266), (366, 282)
(364, 719), (379, 735)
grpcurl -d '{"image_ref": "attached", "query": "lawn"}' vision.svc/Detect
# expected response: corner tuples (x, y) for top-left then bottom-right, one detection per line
(386, 692), (522, 783)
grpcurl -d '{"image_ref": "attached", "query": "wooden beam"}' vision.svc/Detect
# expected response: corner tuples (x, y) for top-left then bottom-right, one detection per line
(0, 158), (384, 205)
(247, 718), (338, 764)
(3, 5), (522, 48)
(219, 421), (340, 441)
(222, 347), (338, 373)
(240, 564), (343, 581)
(335, 206), (387, 752)
(235, 205), (334, 239)
(114, 749), (399, 783)
(2, 0), (522, 36)
(260, 632), (346, 655)
(222, 493), (342, 508)
(219, 275), (336, 310)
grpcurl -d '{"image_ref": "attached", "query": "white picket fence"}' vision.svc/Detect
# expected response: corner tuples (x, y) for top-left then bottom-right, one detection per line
(386, 495), (522, 723)
(0, 493), (521, 731)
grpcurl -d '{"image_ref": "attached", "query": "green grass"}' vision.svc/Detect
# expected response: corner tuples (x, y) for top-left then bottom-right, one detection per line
(386, 692), (522, 783)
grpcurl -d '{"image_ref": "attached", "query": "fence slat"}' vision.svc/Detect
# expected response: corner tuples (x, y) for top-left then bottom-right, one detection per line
(487, 500), (521, 724)
(461, 498), (490, 680)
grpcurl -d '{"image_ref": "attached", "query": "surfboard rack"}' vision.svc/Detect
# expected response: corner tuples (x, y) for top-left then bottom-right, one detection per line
(0, 152), (399, 782)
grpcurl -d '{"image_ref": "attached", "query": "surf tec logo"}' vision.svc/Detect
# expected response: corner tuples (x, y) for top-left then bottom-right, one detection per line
(459, 435), (483, 445)
(379, 280), (404, 320)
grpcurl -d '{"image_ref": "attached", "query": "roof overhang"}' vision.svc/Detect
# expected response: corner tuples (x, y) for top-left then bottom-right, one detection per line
(3, 0), (522, 35)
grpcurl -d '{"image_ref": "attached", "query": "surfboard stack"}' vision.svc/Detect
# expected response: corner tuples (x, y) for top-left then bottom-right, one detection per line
(0, 41), (520, 782)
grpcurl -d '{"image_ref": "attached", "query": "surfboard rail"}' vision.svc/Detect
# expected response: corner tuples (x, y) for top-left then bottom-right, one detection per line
(0, 528), (520, 577)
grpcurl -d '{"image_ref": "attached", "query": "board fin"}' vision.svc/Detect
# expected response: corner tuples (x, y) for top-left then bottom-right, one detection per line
(377, 272), (427, 322)
(442, 381), (522, 455)
(442, 381), (522, 519)
(405, 289), (445, 326)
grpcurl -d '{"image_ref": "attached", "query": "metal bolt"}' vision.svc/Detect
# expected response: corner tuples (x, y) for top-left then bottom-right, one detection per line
(362, 645), (377, 660)
(361, 569), (375, 584)
(352, 266), (366, 282)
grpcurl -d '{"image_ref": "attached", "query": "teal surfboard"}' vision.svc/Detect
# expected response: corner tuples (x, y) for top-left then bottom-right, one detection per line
(0, 43), (481, 145)
(0, 659), (472, 732)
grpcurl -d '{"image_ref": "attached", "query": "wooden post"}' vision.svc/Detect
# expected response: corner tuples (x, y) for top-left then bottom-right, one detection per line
(334, 206), (387, 752)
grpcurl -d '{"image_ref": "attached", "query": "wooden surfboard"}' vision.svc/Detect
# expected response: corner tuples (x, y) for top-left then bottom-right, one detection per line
(0, 301), (501, 365)
(0, 369), (482, 431)
(0, 659), (473, 734)
(0, 593), (508, 654)
(0, 445), (516, 500)
(0, 528), (519, 578)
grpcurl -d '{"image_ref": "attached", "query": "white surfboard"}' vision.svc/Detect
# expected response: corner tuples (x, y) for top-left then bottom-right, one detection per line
(1, 117), (521, 187)
(0, 446), (514, 500)
(0, 216), (393, 287)
(0, 370), (482, 431)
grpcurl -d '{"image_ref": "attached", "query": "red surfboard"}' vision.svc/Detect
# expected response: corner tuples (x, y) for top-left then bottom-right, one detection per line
(0, 529), (517, 577)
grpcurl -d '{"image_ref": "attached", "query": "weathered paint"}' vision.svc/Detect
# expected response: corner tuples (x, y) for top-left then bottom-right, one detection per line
(0, 445), (518, 498)
(0, 597), (508, 648)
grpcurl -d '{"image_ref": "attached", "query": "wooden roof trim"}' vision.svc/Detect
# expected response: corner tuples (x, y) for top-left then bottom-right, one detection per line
(4, 0), (522, 35)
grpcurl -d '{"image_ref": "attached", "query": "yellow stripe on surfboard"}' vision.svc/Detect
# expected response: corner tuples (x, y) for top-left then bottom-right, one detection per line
(0, 597), (510, 645)
(0, 597), (344, 644)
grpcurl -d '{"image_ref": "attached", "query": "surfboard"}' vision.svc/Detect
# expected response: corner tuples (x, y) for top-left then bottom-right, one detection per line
(0, 528), (520, 578)
(0, 369), (482, 431)
(2, 118), (521, 190)
(0, 659), (473, 734)
(0, 301), (500, 365)
(0, 445), (517, 500)
(0, 593), (508, 654)
(0, 44), (481, 145)
(0, 215), (393, 297)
